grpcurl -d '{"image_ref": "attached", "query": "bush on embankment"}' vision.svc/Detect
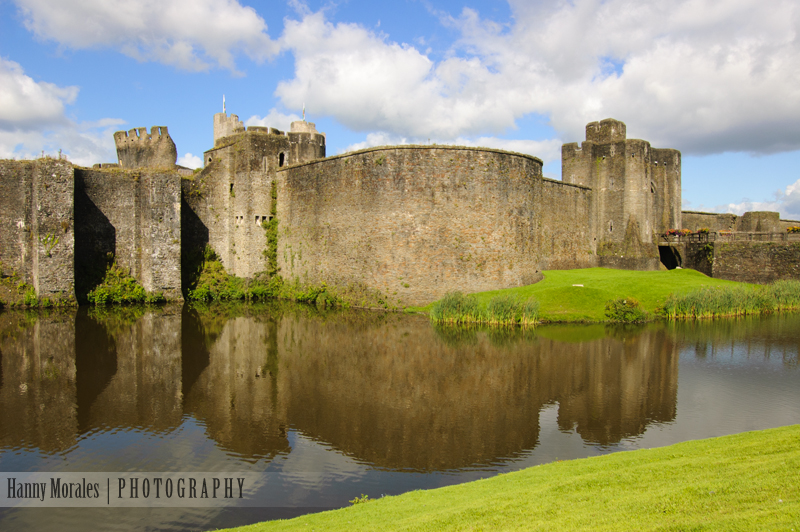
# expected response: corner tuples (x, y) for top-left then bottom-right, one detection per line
(604, 297), (648, 323)
(188, 246), (347, 307)
(88, 262), (165, 305)
(430, 291), (539, 326)
(660, 279), (800, 319)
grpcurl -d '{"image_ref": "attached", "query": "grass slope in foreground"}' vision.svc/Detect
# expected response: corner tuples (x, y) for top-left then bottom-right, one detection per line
(415, 268), (742, 322)
(225, 425), (800, 531)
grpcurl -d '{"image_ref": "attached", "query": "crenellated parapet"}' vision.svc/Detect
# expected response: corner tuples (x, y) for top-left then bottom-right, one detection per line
(114, 126), (177, 169)
(585, 118), (626, 144)
(213, 112), (245, 146)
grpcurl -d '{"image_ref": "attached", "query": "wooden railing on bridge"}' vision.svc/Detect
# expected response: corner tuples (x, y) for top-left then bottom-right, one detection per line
(659, 232), (800, 245)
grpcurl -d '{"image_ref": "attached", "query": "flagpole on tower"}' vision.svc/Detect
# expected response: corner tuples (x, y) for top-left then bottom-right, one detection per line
(223, 95), (226, 114)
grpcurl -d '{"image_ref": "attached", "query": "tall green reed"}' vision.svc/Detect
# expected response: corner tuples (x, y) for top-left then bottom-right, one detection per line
(430, 292), (539, 326)
(661, 280), (800, 319)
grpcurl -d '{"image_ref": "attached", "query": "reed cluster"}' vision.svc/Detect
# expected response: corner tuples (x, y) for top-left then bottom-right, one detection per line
(661, 280), (800, 319)
(430, 291), (539, 326)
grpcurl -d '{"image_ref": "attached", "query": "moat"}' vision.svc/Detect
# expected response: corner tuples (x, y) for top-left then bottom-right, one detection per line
(0, 304), (798, 531)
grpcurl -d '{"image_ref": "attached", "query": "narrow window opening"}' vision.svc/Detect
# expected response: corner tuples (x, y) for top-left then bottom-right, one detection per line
(279, 153), (285, 167)
(609, 221), (613, 233)
(208, 156), (212, 164)
(230, 183), (234, 194)
(651, 182), (656, 194)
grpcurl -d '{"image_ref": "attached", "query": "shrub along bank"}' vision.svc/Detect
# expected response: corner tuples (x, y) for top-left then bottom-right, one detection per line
(187, 246), (347, 307)
(88, 262), (165, 305)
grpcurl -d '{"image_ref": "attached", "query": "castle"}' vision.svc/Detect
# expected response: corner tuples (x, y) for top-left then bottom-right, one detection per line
(1, 112), (798, 306)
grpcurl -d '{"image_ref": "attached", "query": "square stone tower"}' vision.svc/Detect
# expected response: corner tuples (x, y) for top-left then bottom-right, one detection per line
(187, 112), (327, 279)
(562, 119), (681, 270)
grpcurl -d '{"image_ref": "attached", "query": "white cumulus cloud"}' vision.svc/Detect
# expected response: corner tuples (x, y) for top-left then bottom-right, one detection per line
(276, 0), (800, 156)
(278, 11), (515, 139)
(0, 59), (121, 165)
(245, 109), (302, 133)
(0, 57), (77, 130)
(14, 0), (279, 72)
(718, 179), (800, 221)
(177, 153), (203, 169)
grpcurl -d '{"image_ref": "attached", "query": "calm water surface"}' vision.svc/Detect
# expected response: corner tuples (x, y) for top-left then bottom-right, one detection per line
(0, 304), (798, 530)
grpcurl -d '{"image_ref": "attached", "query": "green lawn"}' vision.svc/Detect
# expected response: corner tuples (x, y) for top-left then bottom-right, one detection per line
(223, 425), (800, 531)
(412, 268), (742, 322)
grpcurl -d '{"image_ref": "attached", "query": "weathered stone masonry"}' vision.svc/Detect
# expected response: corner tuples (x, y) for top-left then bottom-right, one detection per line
(0, 160), (181, 302)
(0, 159), (74, 300)
(278, 146), (548, 306)
(562, 118), (681, 271)
(5, 109), (798, 306)
(675, 211), (800, 283)
(74, 168), (182, 301)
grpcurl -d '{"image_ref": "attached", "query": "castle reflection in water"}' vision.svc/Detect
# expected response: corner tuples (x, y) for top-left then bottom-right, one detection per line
(0, 304), (689, 471)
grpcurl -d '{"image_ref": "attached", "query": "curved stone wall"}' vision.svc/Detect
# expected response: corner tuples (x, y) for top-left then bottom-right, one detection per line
(278, 145), (546, 306)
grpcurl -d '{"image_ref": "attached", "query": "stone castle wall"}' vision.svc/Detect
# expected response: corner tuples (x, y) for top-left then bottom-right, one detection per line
(682, 210), (800, 234)
(186, 130), (289, 278)
(681, 210), (792, 233)
(0, 159), (74, 301)
(279, 146), (553, 306)
(681, 211), (738, 232)
(74, 168), (182, 301)
(8, 114), (800, 306)
(538, 178), (596, 270)
(684, 241), (800, 284)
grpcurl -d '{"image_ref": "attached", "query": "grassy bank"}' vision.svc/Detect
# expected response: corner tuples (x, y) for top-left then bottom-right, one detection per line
(225, 425), (799, 531)
(418, 268), (740, 322)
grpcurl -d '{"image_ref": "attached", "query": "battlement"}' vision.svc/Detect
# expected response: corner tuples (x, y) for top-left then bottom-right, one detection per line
(113, 126), (170, 145)
(585, 118), (627, 144)
(290, 121), (321, 135)
(288, 121), (326, 164)
(213, 112), (245, 145)
(114, 126), (177, 169)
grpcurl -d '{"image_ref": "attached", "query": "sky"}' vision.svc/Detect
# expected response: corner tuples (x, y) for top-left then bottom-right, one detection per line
(1, 0), (800, 220)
